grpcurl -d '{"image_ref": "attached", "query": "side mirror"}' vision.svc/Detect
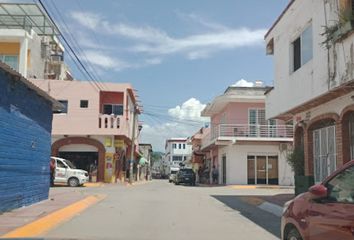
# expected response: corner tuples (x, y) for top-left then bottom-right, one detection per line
(309, 184), (328, 199)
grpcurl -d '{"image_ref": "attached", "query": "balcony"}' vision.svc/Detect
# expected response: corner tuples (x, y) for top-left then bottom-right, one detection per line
(98, 114), (121, 129)
(201, 124), (293, 149)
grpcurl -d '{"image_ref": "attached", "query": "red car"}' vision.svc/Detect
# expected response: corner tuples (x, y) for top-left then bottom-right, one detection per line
(282, 160), (354, 240)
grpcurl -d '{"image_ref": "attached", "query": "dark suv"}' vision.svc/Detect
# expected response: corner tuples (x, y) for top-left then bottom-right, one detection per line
(175, 168), (196, 186)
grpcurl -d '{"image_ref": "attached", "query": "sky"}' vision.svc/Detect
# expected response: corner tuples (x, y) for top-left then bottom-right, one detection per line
(12, 0), (289, 151)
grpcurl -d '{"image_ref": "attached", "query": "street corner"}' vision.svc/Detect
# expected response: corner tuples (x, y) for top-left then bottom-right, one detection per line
(230, 185), (258, 190)
(83, 182), (105, 188)
(0, 194), (106, 239)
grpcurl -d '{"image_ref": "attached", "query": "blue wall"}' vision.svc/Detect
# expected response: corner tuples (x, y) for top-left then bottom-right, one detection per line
(0, 70), (53, 212)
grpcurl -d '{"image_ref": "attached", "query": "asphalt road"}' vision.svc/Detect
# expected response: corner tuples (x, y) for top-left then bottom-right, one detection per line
(44, 180), (289, 240)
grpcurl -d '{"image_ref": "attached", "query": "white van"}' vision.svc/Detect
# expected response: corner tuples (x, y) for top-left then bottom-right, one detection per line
(51, 157), (89, 187)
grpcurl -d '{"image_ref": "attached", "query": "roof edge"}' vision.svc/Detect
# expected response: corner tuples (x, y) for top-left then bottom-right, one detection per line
(264, 0), (296, 39)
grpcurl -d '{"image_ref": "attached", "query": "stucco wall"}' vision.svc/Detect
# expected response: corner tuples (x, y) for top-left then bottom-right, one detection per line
(218, 143), (293, 186)
(0, 69), (53, 212)
(265, 0), (354, 119)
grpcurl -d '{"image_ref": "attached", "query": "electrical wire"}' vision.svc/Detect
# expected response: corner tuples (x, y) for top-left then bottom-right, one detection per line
(37, 0), (103, 92)
(47, 0), (106, 90)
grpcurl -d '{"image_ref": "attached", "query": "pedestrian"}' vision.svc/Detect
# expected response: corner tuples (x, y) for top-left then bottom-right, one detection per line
(50, 158), (56, 187)
(212, 165), (218, 184)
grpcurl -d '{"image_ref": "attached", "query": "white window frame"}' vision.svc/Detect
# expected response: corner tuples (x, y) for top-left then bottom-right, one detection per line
(313, 125), (337, 183)
(290, 23), (313, 73)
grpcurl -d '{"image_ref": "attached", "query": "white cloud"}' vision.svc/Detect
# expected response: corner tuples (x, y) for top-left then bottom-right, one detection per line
(176, 12), (229, 31)
(144, 58), (162, 65)
(187, 51), (210, 60)
(71, 11), (267, 62)
(82, 50), (131, 71)
(141, 98), (209, 151)
(231, 79), (255, 87)
(71, 11), (102, 30)
(168, 98), (208, 122)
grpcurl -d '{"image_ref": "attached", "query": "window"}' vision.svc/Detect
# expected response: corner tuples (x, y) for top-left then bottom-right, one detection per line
(249, 109), (266, 136)
(56, 160), (66, 168)
(313, 125), (336, 183)
(184, 156), (187, 161)
(0, 55), (18, 71)
(292, 25), (313, 72)
(327, 166), (354, 204)
(349, 113), (354, 160)
(172, 156), (182, 161)
(54, 100), (68, 114)
(178, 144), (181, 149)
(172, 143), (176, 149)
(80, 100), (89, 108)
(183, 144), (186, 149)
(103, 104), (123, 115)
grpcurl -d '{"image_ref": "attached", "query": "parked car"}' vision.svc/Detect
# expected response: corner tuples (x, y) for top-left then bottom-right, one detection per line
(175, 168), (196, 186)
(51, 157), (89, 187)
(169, 170), (178, 183)
(281, 160), (354, 240)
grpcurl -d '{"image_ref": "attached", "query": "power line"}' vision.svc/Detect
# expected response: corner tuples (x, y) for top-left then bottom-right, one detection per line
(47, 0), (106, 90)
(37, 0), (103, 91)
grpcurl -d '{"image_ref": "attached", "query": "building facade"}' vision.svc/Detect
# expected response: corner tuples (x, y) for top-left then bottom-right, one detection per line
(32, 79), (141, 183)
(164, 138), (192, 172)
(139, 143), (153, 180)
(0, 3), (72, 80)
(0, 62), (59, 212)
(201, 84), (294, 185)
(265, 0), (354, 183)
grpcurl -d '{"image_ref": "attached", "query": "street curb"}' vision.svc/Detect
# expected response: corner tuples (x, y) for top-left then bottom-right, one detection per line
(239, 196), (283, 217)
(0, 194), (106, 238)
(258, 202), (283, 217)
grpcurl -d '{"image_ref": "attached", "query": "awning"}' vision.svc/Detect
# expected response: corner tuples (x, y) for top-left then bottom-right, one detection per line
(0, 3), (59, 35)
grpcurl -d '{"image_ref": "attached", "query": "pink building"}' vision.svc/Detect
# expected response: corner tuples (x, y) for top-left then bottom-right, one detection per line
(200, 84), (294, 185)
(31, 79), (141, 183)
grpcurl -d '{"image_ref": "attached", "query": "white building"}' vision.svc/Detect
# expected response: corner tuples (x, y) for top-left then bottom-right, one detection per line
(265, 0), (354, 182)
(164, 138), (192, 171)
(0, 3), (72, 80)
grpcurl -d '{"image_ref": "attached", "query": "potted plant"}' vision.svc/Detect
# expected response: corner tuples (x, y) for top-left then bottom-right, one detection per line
(287, 147), (314, 195)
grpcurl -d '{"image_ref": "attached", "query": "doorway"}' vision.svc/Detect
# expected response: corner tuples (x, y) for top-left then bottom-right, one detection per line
(222, 154), (226, 185)
(247, 155), (279, 185)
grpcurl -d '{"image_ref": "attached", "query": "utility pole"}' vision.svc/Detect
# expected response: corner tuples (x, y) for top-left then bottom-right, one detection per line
(129, 105), (137, 184)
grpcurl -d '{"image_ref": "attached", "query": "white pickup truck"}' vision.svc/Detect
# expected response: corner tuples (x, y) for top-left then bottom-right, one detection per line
(51, 157), (89, 187)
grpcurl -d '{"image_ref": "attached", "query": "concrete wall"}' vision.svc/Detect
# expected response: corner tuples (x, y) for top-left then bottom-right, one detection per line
(27, 33), (46, 79)
(218, 143), (293, 186)
(0, 68), (53, 212)
(265, 0), (354, 119)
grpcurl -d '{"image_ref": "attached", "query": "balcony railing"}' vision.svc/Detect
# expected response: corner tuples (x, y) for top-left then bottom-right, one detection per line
(201, 124), (293, 149)
(98, 114), (121, 129)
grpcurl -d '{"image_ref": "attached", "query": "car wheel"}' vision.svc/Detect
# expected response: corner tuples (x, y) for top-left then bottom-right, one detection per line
(286, 228), (303, 240)
(68, 177), (79, 187)
(169, 180), (172, 183)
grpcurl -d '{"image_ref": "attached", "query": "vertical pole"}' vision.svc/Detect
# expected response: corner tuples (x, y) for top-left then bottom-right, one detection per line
(129, 105), (137, 184)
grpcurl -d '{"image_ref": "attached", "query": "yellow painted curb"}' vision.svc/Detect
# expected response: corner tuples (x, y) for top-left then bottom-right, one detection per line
(239, 196), (265, 206)
(84, 182), (104, 187)
(1, 194), (106, 238)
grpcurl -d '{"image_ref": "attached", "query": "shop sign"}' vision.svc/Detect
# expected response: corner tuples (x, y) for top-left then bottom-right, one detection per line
(114, 139), (125, 148)
(105, 137), (112, 147)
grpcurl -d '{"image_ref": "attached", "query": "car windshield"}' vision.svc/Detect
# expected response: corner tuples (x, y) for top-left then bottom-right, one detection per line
(179, 169), (194, 174)
(171, 170), (178, 174)
(64, 159), (76, 169)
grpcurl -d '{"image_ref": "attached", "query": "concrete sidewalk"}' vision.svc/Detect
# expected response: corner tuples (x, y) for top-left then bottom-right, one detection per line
(0, 187), (88, 236)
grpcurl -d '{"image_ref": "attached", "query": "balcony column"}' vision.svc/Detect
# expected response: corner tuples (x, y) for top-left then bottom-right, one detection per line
(19, 37), (28, 77)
